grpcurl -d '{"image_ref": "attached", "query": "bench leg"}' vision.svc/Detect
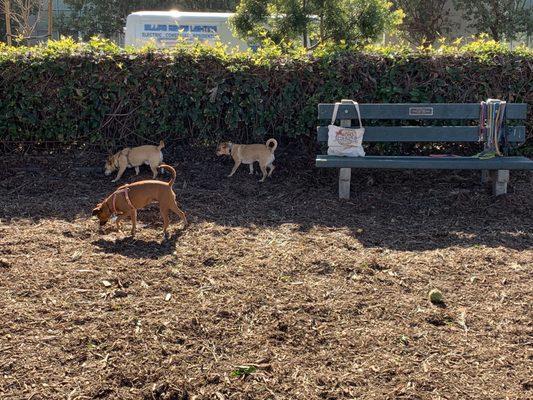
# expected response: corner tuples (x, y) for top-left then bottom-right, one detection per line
(481, 141), (491, 184)
(481, 170), (491, 184)
(339, 168), (351, 199)
(489, 170), (509, 196)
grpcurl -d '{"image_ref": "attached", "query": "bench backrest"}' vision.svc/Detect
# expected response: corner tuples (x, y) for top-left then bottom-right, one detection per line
(317, 103), (527, 145)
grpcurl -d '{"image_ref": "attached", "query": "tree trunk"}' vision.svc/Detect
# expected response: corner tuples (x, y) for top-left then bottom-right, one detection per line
(5, 0), (12, 45)
(490, 25), (500, 41)
(489, 0), (501, 41)
(302, 0), (308, 48)
(48, 0), (52, 40)
(320, 14), (324, 42)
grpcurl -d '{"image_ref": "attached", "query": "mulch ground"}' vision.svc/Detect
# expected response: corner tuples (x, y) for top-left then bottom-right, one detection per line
(0, 145), (532, 400)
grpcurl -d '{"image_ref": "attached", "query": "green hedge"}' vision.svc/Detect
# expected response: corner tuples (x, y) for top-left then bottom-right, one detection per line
(1, 38), (532, 152)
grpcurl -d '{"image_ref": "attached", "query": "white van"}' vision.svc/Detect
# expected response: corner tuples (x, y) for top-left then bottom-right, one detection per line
(124, 11), (250, 50)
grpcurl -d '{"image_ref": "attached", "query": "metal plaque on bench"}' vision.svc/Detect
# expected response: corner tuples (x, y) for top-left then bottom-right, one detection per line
(409, 107), (434, 116)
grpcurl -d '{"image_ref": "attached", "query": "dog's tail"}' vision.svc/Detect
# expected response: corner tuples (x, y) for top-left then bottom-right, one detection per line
(160, 164), (176, 186)
(266, 138), (278, 153)
(158, 140), (165, 150)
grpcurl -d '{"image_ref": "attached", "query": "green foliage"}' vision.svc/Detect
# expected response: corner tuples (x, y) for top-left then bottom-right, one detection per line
(59, 0), (237, 39)
(453, 0), (532, 42)
(0, 37), (532, 152)
(231, 365), (257, 377)
(392, 0), (453, 44)
(231, 0), (403, 47)
(322, 0), (404, 45)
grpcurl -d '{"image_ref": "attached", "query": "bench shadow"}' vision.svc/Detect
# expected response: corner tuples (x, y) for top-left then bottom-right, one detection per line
(181, 161), (533, 252)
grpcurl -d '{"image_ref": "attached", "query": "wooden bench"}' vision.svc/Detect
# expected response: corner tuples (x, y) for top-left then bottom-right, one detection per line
(316, 101), (532, 198)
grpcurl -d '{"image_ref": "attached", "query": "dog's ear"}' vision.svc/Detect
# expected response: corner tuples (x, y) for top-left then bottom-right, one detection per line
(92, 205), (101, 216)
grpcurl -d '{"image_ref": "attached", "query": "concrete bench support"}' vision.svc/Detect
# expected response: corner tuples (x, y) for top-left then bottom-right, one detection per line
(490, 170), (509, 196)
(338, 105), (353, 199)
(339, 168), (351, 199)
(481, 170), (491, 184)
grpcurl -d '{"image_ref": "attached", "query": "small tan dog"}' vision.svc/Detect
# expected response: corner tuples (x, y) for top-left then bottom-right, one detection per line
(92, 164), (187, 237)
(105, 141), (165, 182)
(216, 139), (277, 182)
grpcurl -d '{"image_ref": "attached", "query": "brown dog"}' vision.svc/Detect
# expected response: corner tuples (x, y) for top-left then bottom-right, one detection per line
(216, 139), (277, 182)
(92, 164), (187, 237)
(105, 141), (165, 182)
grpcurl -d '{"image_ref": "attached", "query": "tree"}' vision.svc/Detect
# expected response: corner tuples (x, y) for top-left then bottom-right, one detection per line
(231, 0), (403, 47)
(60, 0), (237, 39)
(1, 0), (45, 41)
(392, 0), (453, 44)
(454, 0), (532, 42)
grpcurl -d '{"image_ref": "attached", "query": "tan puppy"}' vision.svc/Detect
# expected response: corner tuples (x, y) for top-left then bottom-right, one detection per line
(216, 139), (277, 182)
(105, 141), (165, 182)
(92, 164), (187, 237)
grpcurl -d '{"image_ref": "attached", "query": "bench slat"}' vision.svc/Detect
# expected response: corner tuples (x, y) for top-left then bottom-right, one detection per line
(315, 155), (533, 170)
(318, 103), (528, 120)
(316, 126), (526, 143)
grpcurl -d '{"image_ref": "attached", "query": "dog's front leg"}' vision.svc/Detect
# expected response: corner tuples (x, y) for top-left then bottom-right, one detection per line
(112, 165), (127, 182)
(135, 166), (140, 175)
(115, 214), (125, 232)
(228, 160), (241, 177)
(249, 163), (254, 175)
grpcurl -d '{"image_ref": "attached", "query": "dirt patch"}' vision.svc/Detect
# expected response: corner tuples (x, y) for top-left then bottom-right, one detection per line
(1, 148), (532, 399)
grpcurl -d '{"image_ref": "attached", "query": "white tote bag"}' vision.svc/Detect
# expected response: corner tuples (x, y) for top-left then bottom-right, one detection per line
(327, 100), (365, 157)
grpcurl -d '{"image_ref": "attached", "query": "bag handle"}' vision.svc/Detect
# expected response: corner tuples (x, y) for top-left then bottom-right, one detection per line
(331, 103), (340, 124)
(331, 100), (363, 129)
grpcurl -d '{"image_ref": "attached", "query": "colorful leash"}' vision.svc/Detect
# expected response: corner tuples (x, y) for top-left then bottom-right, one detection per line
(474, 99), (506, 159)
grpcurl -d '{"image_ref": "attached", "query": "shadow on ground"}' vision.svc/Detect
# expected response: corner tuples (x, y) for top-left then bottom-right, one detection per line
(92, 229), (185, 259)
(1, 147), (532, 252)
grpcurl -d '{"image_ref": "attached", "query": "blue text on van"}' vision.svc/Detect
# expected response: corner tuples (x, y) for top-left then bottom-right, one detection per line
(144, 24), (218, 33)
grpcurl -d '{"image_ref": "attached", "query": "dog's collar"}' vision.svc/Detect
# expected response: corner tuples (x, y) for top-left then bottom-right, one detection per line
(106, 186), (135, 215)
(112, 152), (122, 169)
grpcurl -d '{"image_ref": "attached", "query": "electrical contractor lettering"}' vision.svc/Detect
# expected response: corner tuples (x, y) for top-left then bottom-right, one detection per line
(141, 24), (218, 42)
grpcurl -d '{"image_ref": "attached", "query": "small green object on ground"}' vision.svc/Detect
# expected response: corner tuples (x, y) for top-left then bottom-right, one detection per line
(429, 289), (444, 304)
(231, 365), (257, 377)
